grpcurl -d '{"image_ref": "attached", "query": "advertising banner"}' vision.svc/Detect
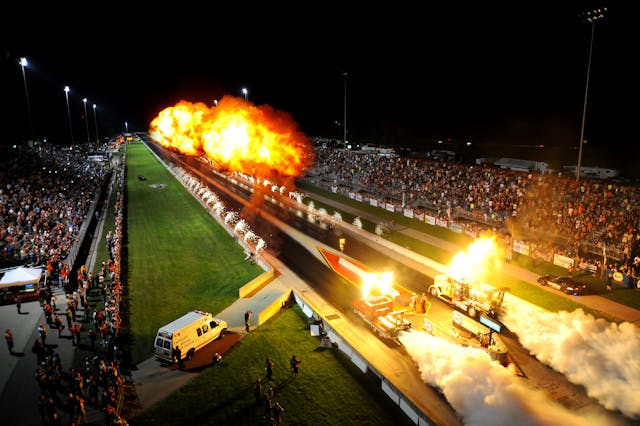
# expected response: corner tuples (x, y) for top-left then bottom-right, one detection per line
(449, 223), (463, 233)
(425, 215), (436, 225)
(513, 240), (530, 256)
(403, 208), (413, 219)
(553, 254), (574, 269)
(436, 218), (448, 227)
(370, 198), (378, 207)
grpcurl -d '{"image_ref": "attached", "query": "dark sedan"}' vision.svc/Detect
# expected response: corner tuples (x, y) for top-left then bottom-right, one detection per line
(537, 275), (587, 295)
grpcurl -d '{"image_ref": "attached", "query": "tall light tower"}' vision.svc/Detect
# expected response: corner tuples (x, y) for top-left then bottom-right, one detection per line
(342, 71), (348, 147)
(576, 7), (607, 182)
(125, 121), (128, 133)
(64, 86), (74, 143)
(93, 104), (99, 143)
(242, 87), (248, 102)
(82, 98), (90, 142)
(19, 57), (34, 140)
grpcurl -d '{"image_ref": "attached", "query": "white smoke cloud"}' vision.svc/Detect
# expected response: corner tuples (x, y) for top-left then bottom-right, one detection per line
(501, 298), (640, 419)
(399, 329), (621, 426)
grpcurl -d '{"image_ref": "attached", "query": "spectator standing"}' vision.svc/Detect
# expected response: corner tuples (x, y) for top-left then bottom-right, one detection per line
(272, 401), (285, 425)
(263, 393), (272, 420)
(290, 355), (300, 377)
(253, 378), (262, 405)
(70, 323), (81, 346)
(173, 345), (184, 369)
(409, 293), (417, 314)
(15, 296), (21, 314)
(65, 307), (73, 329)
(54, 314), (64, 337)
(38, 324), (47, 346)
(5, 329), (14, 354)
(420, 292), (427, 314)
(244, 310), (252, 333)
(88, 329), (97, 351)
(265, 356), (274, 381)
(266, 384), (274, 401)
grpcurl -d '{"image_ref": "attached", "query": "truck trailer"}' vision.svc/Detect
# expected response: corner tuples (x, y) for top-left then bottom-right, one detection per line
(352, 295), (411, 339)
(428, 274), (508, 319)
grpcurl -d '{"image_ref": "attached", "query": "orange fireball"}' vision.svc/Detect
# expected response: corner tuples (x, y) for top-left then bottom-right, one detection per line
(149, 96), (315, 182)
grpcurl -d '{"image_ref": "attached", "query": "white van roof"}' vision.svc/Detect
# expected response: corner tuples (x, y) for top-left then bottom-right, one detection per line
(158, 310), (210, 334)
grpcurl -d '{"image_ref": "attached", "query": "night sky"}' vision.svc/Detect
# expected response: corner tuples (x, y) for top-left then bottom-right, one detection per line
(3, 2), (636, 175)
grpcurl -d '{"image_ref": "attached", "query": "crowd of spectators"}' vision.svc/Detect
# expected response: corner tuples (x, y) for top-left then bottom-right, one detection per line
(0, 142), (111, 268)
(46, 152), (125, 425)
(306, 147), (640, 272)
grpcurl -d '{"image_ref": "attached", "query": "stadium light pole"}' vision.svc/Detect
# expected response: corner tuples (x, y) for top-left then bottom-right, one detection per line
(64, 86), (74, 143)
(19, 57), (34, 141)
(242, 87), (248, 102)
(342, 71), (347, 147)
(125, 121), (128, 133)
(93, 104), (99, 143)
(576, 7), (606, 182)
(82, 98), (90, 142)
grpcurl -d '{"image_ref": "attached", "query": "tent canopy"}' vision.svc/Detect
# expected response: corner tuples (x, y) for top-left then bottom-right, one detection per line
(0, 266), (43, 288)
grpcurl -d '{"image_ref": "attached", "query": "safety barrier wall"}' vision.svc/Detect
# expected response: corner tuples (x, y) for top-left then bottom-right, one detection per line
(239, 268), (276, 298)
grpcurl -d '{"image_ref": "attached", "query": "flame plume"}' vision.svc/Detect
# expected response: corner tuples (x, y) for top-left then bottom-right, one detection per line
(149, 96), (315, 182)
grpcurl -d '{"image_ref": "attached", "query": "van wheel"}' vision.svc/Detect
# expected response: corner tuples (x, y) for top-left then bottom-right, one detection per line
(186, 348), (195, 360)
(218, 328), (227, 339)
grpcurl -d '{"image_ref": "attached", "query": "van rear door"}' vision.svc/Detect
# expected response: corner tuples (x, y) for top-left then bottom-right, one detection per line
(154, 336), (173, 362)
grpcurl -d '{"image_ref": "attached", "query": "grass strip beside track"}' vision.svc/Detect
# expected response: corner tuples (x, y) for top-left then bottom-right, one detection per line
(126, 143), (263, 364)
(129, 305), (415, 426)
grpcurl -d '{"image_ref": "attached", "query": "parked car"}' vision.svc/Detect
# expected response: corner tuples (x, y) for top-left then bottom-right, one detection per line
(537, 275), (587, 295)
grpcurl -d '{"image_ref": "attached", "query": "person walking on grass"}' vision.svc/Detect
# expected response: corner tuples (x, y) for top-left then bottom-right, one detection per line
(290, 355), (300, 377)
(265, 356), (274, 381)
(272, 401), (285, 425)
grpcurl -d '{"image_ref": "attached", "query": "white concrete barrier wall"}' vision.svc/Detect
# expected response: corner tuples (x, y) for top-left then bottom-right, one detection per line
(350, 352), (368, 373)
(382, 379), (400, 404)
(399, 398), (420, 424)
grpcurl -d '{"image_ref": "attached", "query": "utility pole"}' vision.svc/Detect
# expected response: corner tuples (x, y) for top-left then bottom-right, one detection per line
(576, 7), (606, 182)
(342, 71), (348, 147)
